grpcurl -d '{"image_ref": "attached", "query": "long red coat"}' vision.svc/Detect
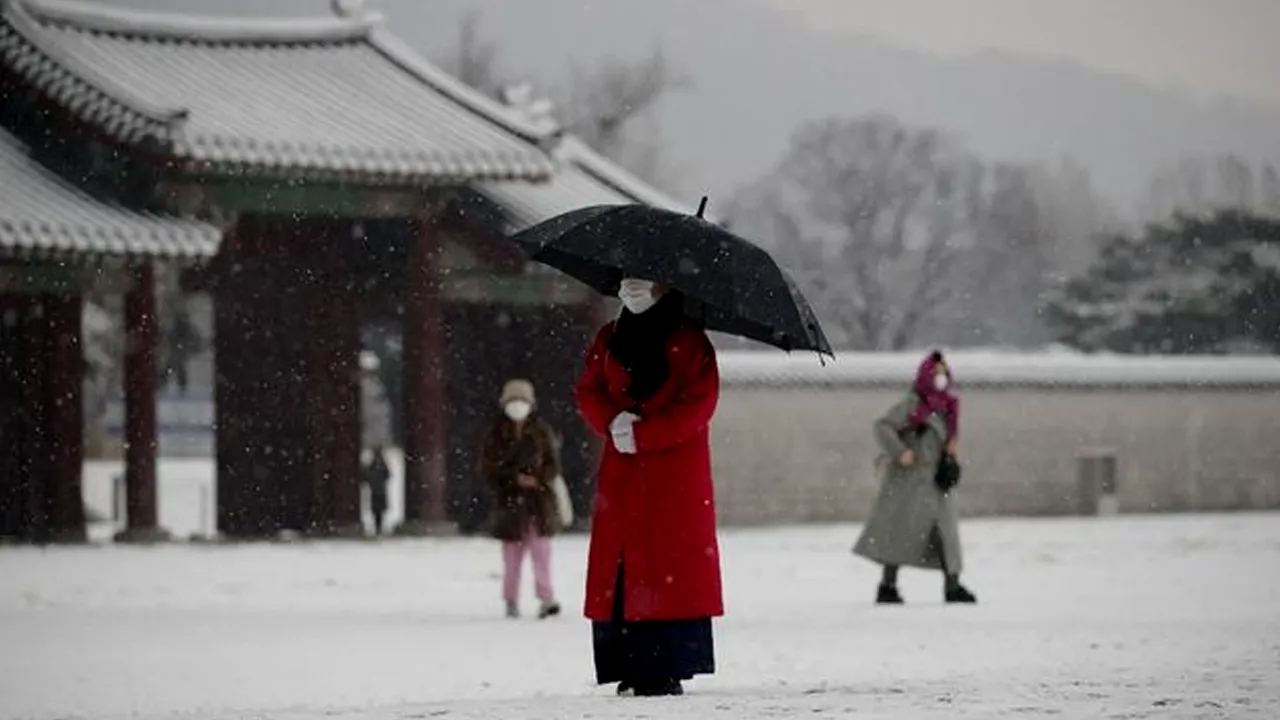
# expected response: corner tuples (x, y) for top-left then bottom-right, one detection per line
(575, 320), (724, 623)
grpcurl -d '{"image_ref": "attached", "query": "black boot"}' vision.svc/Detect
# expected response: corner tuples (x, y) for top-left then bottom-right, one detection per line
(876, 584), (904, 605)
(944, 577), (976, 604)
(634, 678), (684, 697)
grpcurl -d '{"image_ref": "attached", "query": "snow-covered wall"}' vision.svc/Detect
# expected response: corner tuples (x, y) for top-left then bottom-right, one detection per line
(716, 348), (1280, 389)
(710, 381), (1280, 525)
(85, 349), (1280, 535)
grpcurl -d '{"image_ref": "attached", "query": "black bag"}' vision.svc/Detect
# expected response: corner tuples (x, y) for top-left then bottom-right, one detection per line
(934, 454), (962, 493)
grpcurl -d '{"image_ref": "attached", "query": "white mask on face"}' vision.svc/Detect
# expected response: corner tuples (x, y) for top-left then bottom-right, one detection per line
(504, 400), (532, 422)
(618, 278), (658, 315)
(933, 373), (950, 392)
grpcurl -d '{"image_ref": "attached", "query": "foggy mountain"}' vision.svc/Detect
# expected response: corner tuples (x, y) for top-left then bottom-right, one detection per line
(92, 0), (1280, 214)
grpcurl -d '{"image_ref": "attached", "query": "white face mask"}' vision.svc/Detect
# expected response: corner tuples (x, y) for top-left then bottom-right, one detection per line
(933, 373), (950, 392)
(618, 278), (657, 315)
(504, 400), (532, 422)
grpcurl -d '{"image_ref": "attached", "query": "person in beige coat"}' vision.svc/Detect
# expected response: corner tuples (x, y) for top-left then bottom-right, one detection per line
(853, 351), (976, 605)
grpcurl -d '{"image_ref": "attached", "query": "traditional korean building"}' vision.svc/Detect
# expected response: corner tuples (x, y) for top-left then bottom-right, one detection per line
(0, 122), (221, 542)
(0, 0), (688, 540)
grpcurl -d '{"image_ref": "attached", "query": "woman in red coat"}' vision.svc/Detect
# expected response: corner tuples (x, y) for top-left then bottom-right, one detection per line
(575, 277), (723, 697)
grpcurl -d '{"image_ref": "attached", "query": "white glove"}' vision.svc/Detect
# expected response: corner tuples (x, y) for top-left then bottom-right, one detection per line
(609, 411), (640, 433)
(612, 426), (636, 454)
(610, 411), (639, 454)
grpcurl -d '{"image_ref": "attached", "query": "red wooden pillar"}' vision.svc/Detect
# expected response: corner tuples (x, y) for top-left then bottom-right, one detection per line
(400, 214), (450, 533)
(329, 261), (363, 534)
(18, 296), (48, 540)
(117, 262), (167, 542)
(212, 219), (255, 537)
(44, 295), (86, 542)
(0, 292), (18, 538)
(303, 220), (362, 536)
(214, 267), (262, 537)
(215, 216), (289, 538)
(303, 281), (332, 534)
(213, 277), (242, 536)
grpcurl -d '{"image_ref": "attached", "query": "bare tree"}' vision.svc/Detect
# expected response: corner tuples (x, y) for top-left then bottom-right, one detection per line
(436, 15), (687, 188)
(1217, 154), (1256, 209)
(732, 115), (991, 351)
(1025, 158), (1119, 276)
(436, 11), (504, 99)
(961, 163), (1054, 345)
(1142, 154), (1280, 220)
(557, 47), (690, 187)
(1264, 163), (1280, 216)
(560, 48), (688, 159)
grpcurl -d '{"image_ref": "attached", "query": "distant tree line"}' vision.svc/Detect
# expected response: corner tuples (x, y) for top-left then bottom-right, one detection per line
(1044, 210), (1279, 354)
(726, 113), (1279, 355)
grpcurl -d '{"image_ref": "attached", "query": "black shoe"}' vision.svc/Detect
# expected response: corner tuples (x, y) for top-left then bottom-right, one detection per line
(876, 584), (904, 605)
(616, 681), (634, 697)
(634, 678), (684, 697)
(537, 601), (561, 619)
(945, 584), (977, 604)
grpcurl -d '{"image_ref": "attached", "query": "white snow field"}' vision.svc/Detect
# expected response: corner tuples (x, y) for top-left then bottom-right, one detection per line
(2, 514), (1278, 719)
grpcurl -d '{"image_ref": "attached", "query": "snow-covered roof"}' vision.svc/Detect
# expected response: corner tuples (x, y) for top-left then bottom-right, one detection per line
(476, 133), (701, 232)
(0, 0), (554, 184)
(0, 126), (221, 258)
(479, 162), (634, 233)
(716, 348), (1280, 389)
(556, 136), (699, 215)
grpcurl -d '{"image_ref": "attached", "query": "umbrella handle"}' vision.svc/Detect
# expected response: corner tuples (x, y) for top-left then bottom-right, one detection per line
(696, 196), (708, 219)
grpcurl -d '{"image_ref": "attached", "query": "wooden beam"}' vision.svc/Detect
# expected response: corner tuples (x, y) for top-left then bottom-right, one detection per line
(0, 262), (132, 295)
(159, 177), (433, 218)
(439, 272), (594, 305)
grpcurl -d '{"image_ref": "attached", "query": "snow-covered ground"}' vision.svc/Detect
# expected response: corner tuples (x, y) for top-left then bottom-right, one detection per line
(3, 514), (1278, 719)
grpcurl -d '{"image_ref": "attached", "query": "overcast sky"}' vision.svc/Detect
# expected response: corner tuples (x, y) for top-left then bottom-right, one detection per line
(753, 0), (1280, 109)
(97, 0), (1279, 110)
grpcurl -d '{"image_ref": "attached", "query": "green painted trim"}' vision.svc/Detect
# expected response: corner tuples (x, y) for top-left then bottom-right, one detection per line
(0, 261), (131, 294)
(180, 177), (431, 217)
(440, 272), (593, 305)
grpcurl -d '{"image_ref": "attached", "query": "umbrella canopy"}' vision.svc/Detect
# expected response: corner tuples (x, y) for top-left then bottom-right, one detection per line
(507, 201), (833, 357)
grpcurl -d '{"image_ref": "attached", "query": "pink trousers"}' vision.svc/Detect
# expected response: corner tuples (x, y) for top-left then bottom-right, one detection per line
(502, 522), (554, 604)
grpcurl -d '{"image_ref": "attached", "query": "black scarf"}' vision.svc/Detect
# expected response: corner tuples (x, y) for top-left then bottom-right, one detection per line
(607, 291), (687, 405)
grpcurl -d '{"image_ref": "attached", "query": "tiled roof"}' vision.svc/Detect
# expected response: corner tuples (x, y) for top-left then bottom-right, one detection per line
(478, 158), (633, 233)
(478, 134), (697, 232)
(557, 136), (699, 216)
(0, 0), (554, 184)
(0, 126), (220, 258)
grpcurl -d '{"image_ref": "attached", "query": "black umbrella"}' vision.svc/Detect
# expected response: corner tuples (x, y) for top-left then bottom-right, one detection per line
(507, 197), (833, 357)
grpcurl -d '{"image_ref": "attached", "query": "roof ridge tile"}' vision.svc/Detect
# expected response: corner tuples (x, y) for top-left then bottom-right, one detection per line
(2, 4), (186, 130)
(16, 0), (378, 45)
(555, 135), (695, 215)
(366, 28), (552, 144)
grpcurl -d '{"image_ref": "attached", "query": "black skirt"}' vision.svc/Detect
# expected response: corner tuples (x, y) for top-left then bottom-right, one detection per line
(592, 564), (715, 685)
